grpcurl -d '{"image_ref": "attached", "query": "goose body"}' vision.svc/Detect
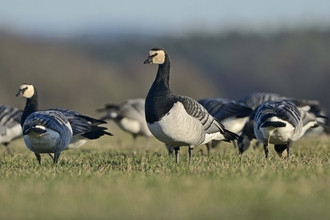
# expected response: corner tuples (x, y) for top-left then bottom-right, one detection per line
(144, 48), (238, 163)
(0, 105), (23, 155)
(22, 110), (73, 160)
(253, 100), (322, 158)
(16, 83), (112, 163)
(97, 98), (152, 146)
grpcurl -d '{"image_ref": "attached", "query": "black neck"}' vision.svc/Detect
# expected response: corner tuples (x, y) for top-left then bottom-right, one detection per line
(146, 53), (176, 123)
(21, 90), (39, 126)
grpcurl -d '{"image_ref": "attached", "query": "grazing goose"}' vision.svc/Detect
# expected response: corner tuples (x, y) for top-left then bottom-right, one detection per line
(16, 83), (112, 163)
(198, 98), (253, 155)
(238, 95), (326, 154)
(253, 100), (323, 159)
(97, 98), (152, 147)
(0, 105), (23, 155)
(143, 47), (238, 163)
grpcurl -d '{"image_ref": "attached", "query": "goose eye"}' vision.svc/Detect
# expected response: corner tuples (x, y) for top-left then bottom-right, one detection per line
(150, 53), (158, 58)
(21, 87), (28, 94)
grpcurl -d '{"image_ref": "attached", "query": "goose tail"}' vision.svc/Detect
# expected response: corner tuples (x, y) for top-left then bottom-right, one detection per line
(223, 128), (239, 142)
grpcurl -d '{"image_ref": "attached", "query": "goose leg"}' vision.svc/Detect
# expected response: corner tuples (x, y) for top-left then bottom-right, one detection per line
(166, 144), (174, 155)
(132, 134), (137, 147)
(287, 140), (293, 160)
(205, 142), (212, 157)
(263, 144), (269, 159)
(35, 153), (41, 164)
(48, 153), (54, 160)
(4, 143), (13, 156)
(188, 146), (193, 164)
(174, 147), (180, 164)
(53, 152), (61, 163)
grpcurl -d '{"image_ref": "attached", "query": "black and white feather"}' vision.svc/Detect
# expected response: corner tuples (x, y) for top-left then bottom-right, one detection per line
(97, 98), (152, 146)
(53, 108), (112, 149)
(238, 92), (287, 109)
(253, 100), (323, 159)
(16, 83), (112, 164)
(143, 47), (238, 163)
(0, 105), (23, 155)
(198, 98), (252, 155)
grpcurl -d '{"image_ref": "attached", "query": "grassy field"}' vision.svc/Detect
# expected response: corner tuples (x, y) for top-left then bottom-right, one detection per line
(1, 132), (330, 220)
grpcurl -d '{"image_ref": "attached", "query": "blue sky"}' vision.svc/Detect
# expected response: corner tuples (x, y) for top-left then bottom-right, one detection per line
(1, 0), (330, 36)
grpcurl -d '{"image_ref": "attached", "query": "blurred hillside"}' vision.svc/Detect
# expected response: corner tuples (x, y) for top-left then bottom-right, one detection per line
(0, 29), (330, 117)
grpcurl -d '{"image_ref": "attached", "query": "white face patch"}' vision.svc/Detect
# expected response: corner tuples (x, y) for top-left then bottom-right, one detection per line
(149, 50), (165, 64)
(18, 84), (35, 98)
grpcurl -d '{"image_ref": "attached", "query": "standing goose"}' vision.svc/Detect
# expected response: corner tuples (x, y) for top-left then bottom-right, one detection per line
(16, 84), (72, 163)
(0, 105), (23, 155)
(97, 98), (152, 147)
(254, 100), (323, 159)
(16, 83), (112, 163)
(143, 48), (238, 163)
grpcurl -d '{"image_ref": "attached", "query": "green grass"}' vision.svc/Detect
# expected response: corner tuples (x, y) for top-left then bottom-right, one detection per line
(1, 133), (330, 220)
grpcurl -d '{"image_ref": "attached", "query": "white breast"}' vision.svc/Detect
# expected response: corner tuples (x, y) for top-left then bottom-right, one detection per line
(148, 102), (204, 146)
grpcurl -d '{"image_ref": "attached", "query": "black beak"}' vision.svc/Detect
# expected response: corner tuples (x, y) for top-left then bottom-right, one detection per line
(16, 90), (22, 97)
(143, 57), (152, 64)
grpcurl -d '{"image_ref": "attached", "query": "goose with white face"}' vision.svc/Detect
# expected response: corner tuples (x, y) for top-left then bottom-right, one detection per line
(144, 49), (166, 64)
(16, 83), (113, 164)
(16, 83), (35, 98)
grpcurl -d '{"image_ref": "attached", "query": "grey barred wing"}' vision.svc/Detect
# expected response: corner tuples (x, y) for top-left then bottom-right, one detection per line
(177, 96), (226, 134)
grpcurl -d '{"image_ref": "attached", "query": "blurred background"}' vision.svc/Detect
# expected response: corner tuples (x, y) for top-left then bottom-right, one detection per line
(1, 0), (330, 117)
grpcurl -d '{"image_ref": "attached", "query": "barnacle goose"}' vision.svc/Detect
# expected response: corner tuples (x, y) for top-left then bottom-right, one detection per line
(237, 94), (326, 155)
(198, 98), (253, 155)
(0, 105), (23, 155)
(253, 100), (324, 159)
(237, 92), (287, 154)
(16, 83), (112, 163)
(143, 48), (238, 163)
(97, 98), (153, 147)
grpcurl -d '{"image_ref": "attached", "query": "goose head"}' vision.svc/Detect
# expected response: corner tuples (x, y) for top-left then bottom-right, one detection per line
(16, 83), (36, 98)
(144, 48), (166, 64)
